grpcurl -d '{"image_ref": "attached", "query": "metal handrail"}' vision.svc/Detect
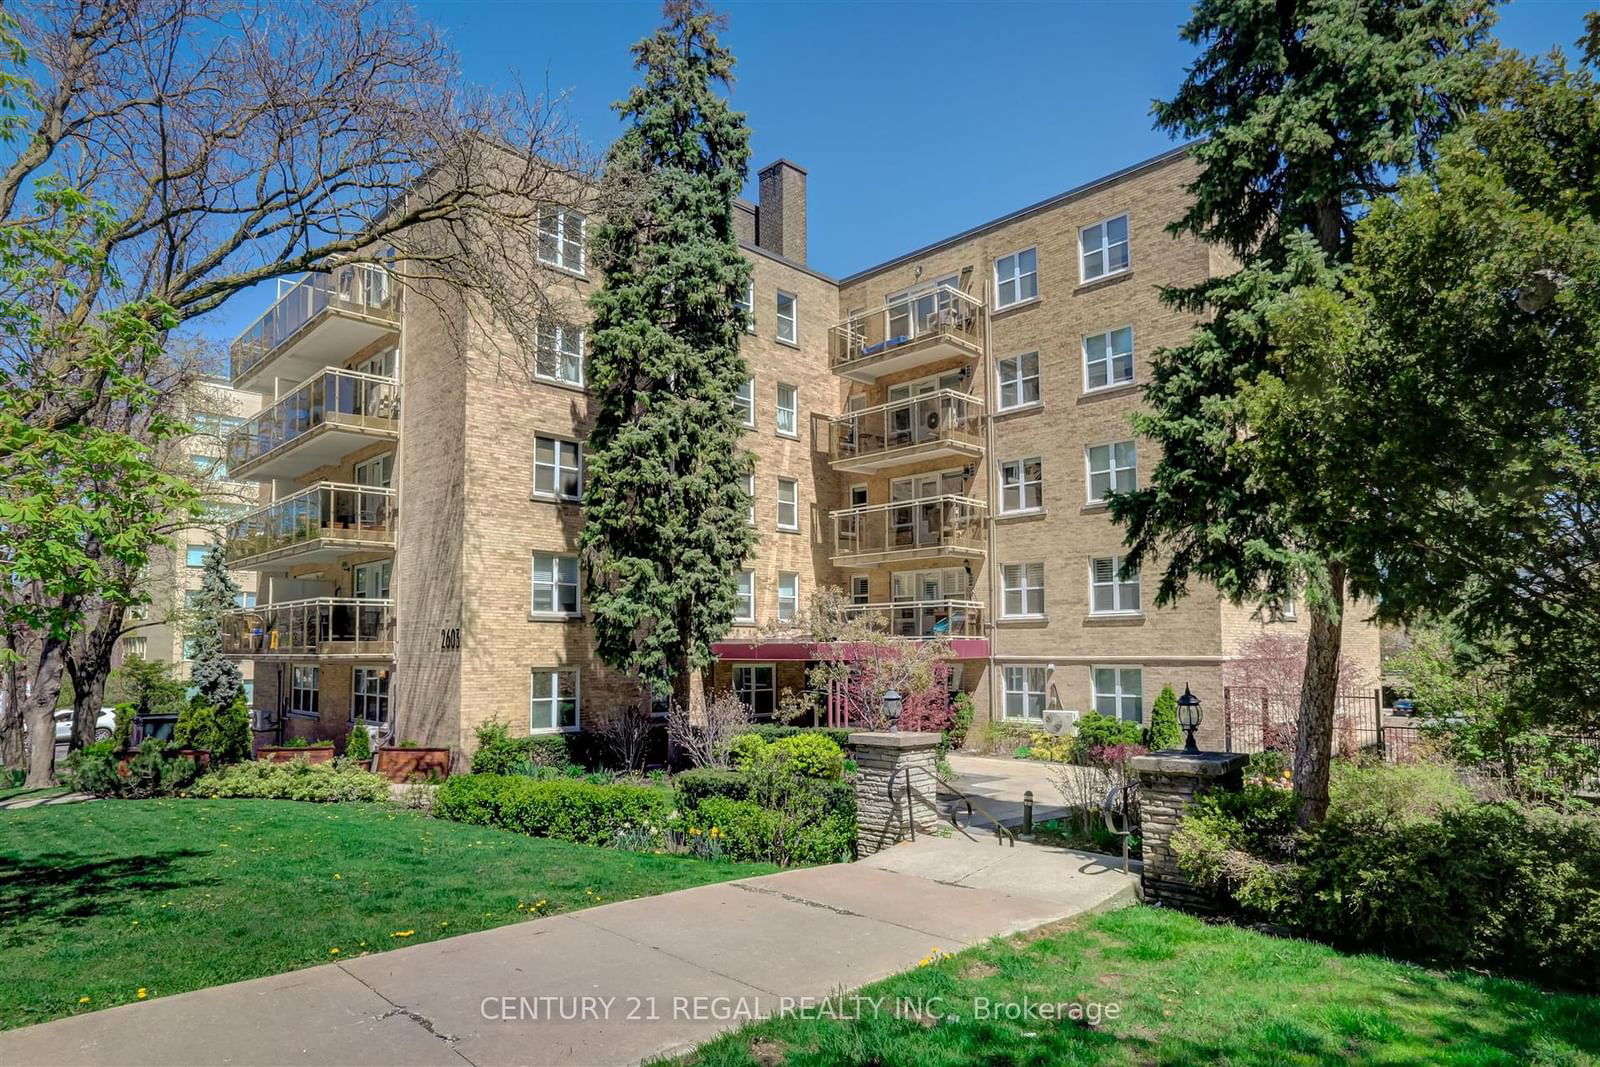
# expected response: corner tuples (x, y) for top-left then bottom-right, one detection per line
(829, 389), (984, 423)
(829, 493), (986, 518)
(843, 600), (984, 639)
(887, 763), (1015, 847)
(231, 265), (398, 380)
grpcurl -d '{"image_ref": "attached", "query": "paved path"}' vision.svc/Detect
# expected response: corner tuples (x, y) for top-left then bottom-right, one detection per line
(0, 788), (90, 811)
(2, 836), (1136, 1067)
(944, 752), (1079, 830)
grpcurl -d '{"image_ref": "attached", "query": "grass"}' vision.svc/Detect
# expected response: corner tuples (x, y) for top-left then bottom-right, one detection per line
(675, 906), (1600, 1067)
(0, 797), (776, 1030)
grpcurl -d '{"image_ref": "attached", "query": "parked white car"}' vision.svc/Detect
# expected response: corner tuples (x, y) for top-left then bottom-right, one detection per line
(53, 707), (117, 744)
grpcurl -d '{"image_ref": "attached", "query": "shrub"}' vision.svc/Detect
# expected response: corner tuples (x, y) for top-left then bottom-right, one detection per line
(689, 796), (780, 862)
(433, 774), (674, 847)
(1147, 685), (1181, 750)
(174, 696), (253, 764)
(111, 702), (134, 751)
(1071, 712), (1144, 757)
(344, 724), (373, 763)
(675, 768), (751, 807)
(1024, 732), (1074, 762)
(471, 720), (526, 774)
(728, 733), (770, 771)
(190, 759), (390, 802)
(675, 764), (855, 866)
(767, 733), (845, 780)
(63, 740), (201, 798)
(737, 725), (853, 750)
(946, 691), (976, 749)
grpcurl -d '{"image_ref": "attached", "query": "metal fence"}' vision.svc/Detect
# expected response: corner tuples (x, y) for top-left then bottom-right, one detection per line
(1223, 686), (1397, 759)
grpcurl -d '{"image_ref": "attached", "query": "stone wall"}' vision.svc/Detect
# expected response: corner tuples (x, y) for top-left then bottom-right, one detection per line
(850, 731), (942, 855)
(1131, 750), (1247, 911)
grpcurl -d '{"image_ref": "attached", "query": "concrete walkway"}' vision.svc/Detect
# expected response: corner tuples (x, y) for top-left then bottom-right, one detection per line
(943, 752), (1079, 830)
(3, 837), (1136, 1067)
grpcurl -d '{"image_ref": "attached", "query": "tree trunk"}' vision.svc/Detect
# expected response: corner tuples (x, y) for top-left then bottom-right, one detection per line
(24, 639), (69, 787)
(1, 630), (28, 768)
(686, 664), (707, 728)
(67, 604), (123, 750)
(1292, 561), (1345, 827)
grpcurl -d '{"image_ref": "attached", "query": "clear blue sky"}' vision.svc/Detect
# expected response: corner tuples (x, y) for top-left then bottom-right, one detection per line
(205, 0), (1594, 337)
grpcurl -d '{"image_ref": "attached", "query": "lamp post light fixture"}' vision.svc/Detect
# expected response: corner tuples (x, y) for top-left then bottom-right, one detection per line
(1177, 685), (1203, 753)
(883, 688), (903, 732)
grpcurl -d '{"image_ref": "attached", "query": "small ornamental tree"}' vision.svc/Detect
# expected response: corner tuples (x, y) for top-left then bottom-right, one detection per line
(581, 0), (757, 718)
(1147, 684), (1181, 751)
(187, 543), (245, 712)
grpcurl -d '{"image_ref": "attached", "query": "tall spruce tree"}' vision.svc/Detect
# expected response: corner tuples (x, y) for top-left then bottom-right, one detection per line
(581, 0), (757, 715)
(188, 542), (245, 710)
(1110, 0), (1494, 824)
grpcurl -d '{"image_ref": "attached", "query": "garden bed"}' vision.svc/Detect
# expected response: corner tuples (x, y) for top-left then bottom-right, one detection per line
(255, 745), (334, 765)
(374, 745), (451, 782)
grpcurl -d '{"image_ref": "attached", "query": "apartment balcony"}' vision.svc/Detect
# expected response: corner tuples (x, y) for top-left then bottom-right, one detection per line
(829, 390), (984, 474)
(222, 597), (395, 660)
(224, 368), (399, 482)
(828, 286), (984, 383)
(830, 496), (987, 569)
(230, 265), (399, 391)
(845, 599), (985, 639)
(224, 483), (395, 570)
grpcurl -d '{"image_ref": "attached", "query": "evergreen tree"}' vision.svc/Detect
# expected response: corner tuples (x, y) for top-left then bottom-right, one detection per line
(1111, 0), (1494, 824)
(1147, 684), (1182, 751)
(581, 0), (757, 714)
(187, 542), (245, 710)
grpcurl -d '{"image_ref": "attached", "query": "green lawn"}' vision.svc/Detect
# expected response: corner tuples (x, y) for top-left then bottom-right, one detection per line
(0, 797), (776, 1030)
(676, 906), (1600, 1067)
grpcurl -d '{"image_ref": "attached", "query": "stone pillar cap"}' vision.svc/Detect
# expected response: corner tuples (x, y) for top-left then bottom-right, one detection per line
(847, 730), (943, 749)
(1130, 750), (1250, 777)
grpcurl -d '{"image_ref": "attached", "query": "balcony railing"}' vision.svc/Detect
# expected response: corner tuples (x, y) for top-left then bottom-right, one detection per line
(224, 483), (395, 566)
(224, 368), (398, 475)
(829, 286), (984, 378)
(231, 265), (398, 382)
(831, 495), (987, 563)
(846, 599), (985, 639)
(222, 597), (395, 658)
(829, 390), (983, 470)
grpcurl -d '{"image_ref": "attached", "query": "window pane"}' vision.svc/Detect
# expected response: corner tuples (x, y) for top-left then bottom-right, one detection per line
(1020, 272), (1037, 302)
(1019, 248), (1036, 274)
(998, 278), (1016, 306)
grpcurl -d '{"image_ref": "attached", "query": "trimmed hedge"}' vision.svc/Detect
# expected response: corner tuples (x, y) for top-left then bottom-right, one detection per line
(736, 725), (853, 749)
(675, 765), (855, 865)
(433, 774), (674, 846)
(189, 759), (390, 803)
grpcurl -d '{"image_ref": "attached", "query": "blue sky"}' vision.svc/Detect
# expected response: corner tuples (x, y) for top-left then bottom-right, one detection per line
(206, 0), (1595, 337)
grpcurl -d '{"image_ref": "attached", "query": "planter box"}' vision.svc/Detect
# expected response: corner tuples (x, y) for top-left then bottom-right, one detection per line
(375, 747), (451, 783)
(257, 745), (336, 765)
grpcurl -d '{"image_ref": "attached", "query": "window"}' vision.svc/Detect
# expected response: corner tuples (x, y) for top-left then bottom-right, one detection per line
(530, 668), (580, 732)
(778, 572), (799, 622)
(1004, 665), (1047, 720)
(121, 636), (147, 659)
(742, 472), (755, 525)
(736, 280), (755, 332)
(776, 477), (799, 531)
(235, 591), (257, 609)
(192, 413), (243, 437)
(291, 665), (319, 716)
(1080, 214), (1130, 282)
(735, 377), (756, 427)
(531, 553), (580, 616)
(999, 457), (1043, 514)
(535, 322), (584, 386)
(775, 290), (797, 344)
(775, 382), (798, 437)
(1002, 562), (1046, 618)
(1087, 441), (1137, 502)
(1093, 666), (1143, 722)
(850, 576), (870, 606)
(993, 247), (1038, 309)
(186, 545), (208, 568)
(352, 667), (390, 724)
(1090, 555), (1141, 614)
(1084, 326), (1134, 391)
(732, 664), (776, 717)
(354, 453), (393, 488)
(533, 436), (582, 501)
(536, 206), (585, 273)
(996, 352), (1040, 411)
(353, 559), (391, 599)
(735, 570), (755, 623)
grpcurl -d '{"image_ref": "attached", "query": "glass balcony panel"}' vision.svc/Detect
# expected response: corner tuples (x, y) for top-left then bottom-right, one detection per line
(224, 368), (399, 474)
(224, 483), (395, 565)
(222, 597), (395, 658)
(842, 600), (984, 639)
(831, 496), (986, 560)
(830, 390), (983, 467)
(829, 286), (984, 377)
(231, 265), (398, 382)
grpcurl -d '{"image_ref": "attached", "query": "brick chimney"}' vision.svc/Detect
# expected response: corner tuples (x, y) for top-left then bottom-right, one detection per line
(756, 159), (807, 264)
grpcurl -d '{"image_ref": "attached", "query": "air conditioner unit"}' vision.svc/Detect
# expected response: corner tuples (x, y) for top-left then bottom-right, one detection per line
(1041, 709), (1081, 737)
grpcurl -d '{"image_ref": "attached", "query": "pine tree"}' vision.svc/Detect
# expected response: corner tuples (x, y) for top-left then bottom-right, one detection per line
(580, 0), (757, 715)
(1111, 0), (1494, 825)
(1147, 684), (1181, 751)
(188, 542), (245, 710)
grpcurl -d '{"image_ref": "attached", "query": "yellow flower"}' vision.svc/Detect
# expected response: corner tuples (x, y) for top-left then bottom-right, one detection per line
(130, 920), (139, 926)
(78, 996), (91, 1005)
(136, 988), (148, 1000)
(329, 947), (341, 955)
(333, 873), (342, 880)
(390, 930), (415, 938)
(439, 921), (449, 928)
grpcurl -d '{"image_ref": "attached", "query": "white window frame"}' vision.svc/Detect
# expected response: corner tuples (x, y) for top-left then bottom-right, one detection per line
(1080, 213), (1130, 283)
(352, 667), (390, 725)
(1001, 562), (1046, 619)
(1003, 665), (1047, 721)
(737, 280), (756, 333)
(533, 435), (582, 502)
(535, 321), (585, 387)
(1093, 666), (1143, 723)
(850, 575), (870, 605)
(121, 635), (147, 659)
(536, 206), (585, 274)
(993, 247), (1039, 310)
(996, 351), (1041, 411)
(354, 452), (393, 489)
(185, 545), (207, 568)
(998, 457), (1043, 514)
(291, 665), (319, 717)
(777, 572), (799, 622)
(775, 382), (798, 437)
(1086, 441), (1137, 504)
(734, 570), (755, 623)
(776, 477), (799, 531)
(732, 663), (776, 718)
(1090, 555), (1142, 615)
(530, 667), (580, 733)
(1083, 325), (1135, 392)
(531, 552), (581, 617)
(735, 377), (756, 427)
(742, 472), (755, 526)
(775, 290), (798, 344)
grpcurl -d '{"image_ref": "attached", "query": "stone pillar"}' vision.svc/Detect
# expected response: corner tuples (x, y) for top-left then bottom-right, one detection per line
(849, 731), (942, 856)
(1131, 750), (1248, 911)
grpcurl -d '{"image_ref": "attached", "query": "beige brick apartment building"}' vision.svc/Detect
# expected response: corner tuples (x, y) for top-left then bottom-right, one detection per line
(218, 147), (1378, 753)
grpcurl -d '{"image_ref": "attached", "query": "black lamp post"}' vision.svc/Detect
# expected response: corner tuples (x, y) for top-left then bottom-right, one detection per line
(1177, 685), (1203, 753)
(883, 688), (903, 732)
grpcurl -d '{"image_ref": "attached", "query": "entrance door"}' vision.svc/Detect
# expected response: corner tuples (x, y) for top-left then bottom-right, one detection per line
(353, 560), (392, 599)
